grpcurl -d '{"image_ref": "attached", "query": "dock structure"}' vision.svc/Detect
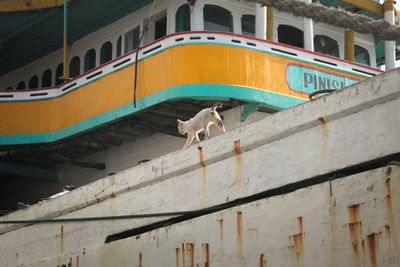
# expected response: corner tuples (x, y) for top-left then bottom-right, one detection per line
(1, 67), (399, 267)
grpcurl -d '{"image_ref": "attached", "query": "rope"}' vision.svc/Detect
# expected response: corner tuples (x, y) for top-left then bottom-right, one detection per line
(133, 0), (157, 108)
(246, 0), (400, 41)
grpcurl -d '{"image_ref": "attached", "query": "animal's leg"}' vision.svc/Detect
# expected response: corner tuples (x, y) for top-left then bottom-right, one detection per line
(205, 125), (210, 140)
(183, 135), (194, 148)
(194, 132), (201, 143)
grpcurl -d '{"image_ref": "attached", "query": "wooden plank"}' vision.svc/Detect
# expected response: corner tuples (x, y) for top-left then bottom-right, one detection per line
(339, 0), (383, 16)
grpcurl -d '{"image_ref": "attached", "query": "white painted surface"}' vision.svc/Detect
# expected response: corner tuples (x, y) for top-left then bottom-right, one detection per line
(255, 4), (267, 39)
(303, 0), (314, 51)
(0, 68), (399, 266)
(384, 9), (396, 70)
(18, 165), (400, 267)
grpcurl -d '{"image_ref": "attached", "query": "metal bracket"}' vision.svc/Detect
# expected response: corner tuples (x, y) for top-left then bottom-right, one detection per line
(241, 103), (263, 122)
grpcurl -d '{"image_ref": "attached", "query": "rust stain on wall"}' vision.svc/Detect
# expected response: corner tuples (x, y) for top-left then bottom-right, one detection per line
(259, 253), (267, 267)
(202, 243), (210, 267)
(138, 252), (143, 267)
(176, 247), (180, 267)
(218, 219), (224, 244)
(385, 179), (393, 222)
(186, 243), (195, 267)
(367, 233), (378, 267)
(290, 216), (304, 265)
(318, 117), (326, 124)
(60, 226), (64, 254)
(233, 140), (243, 191)
(198, 149), (207, 196)
(182, 243), (186, 267)
(237, 211), (244, 262)
(68, 258), (72, 267)
(233, 140), (241, 154)
(347, 204), (362, 256)
(76, 256), (79, 267)
(198, 149), (206, 168)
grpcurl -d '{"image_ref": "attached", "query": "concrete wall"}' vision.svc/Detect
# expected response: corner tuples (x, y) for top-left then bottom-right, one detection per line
(18, 165), (400, 267)
(0, 106), (268, 210)
(0, 67), (399, 266)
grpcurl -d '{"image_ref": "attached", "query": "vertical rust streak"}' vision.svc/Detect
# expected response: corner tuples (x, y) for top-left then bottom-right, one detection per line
(139, 253), (143, 267)
(68, 258), (72, 267)
(218, 219), (224, 245)
(198, 149), (206, 168)
(367, 233), (377, 267)
(259, 253), (266, 267)
(202, 243), (210, 267)
(182, 244), (186, 267)
(186, 243), (194, 267)
(198, 149), (207, 196)
(60, 226), (64, 254)
(297, 216), (303, 233)
(237, 211), (244, 264)
(176, 248), (180, 267)
(234, 140), (241, 154)
(289, 217), (304, 266)
(347, 204), (362, 257)
(385, 179), (393, 222)
(76, 256), (79, 267)
(233, 140), (243, 195)
(318, 117), (326, 124)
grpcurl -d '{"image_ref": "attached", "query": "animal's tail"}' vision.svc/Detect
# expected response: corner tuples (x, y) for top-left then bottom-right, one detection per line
(211, 102), (222, 111)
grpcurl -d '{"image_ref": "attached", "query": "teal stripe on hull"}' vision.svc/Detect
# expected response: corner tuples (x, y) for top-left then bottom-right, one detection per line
(0, 84), (305, 145)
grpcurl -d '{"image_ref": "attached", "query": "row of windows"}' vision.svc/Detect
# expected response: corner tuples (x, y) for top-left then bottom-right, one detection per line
(278, 25), (370, 66)
(5, 4), (369, 90)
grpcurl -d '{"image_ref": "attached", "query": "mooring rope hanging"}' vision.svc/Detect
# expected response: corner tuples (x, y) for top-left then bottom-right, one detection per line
(246, 0), (400, 41)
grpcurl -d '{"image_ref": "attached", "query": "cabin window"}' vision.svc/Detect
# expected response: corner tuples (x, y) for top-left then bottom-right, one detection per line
(241, 15), (255, 37)
(29, 75), (39, 89)
(176, 4), (191, 32)
(204, 5), (233, 33)
(278, 25), (304, 48)
(69, 56), (81, 78)
(84, 49), (96, 72)
(116, 36), (122, 57)
(314, 35), (339, 58)
(155, 14), (167, 40)
(55, 63), (64, 85)
(42, 69), (52, 87)
(125, 26), (140, 53)
(16, 81), (25, 90)
(100, 41), (113, 64)
(355, 45), (370, 66)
